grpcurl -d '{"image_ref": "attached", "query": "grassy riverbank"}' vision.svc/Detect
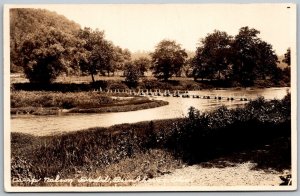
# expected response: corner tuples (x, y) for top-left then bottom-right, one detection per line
(11, 94), (291, 186)
(11, 91), (168, 115)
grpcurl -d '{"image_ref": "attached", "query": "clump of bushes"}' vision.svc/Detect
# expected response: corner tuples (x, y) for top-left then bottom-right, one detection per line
(163, 93), (291, 163)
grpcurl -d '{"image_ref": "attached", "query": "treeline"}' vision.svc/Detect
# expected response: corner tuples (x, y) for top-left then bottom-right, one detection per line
(10, 8), (290, 87)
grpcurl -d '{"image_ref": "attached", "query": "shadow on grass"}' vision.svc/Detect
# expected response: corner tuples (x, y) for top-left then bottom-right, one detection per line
(166, 120), (291, 172)
(198, 136), (291, 172)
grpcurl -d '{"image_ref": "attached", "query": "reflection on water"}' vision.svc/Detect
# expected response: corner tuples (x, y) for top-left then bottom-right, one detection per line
(11, 87), (289, 136)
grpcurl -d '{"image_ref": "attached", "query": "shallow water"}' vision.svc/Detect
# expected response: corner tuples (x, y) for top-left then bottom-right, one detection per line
(11, 87), (289, 136)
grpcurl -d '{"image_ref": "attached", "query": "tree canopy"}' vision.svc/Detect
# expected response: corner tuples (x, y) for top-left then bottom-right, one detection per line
(193, 30), (233, 81)
(78, 27), (115, 82)
(10, 8), (81, 73)
(151, 40), (187, 81)
(133, 57), (151, 76)
(192, 26), (280, 86)
(10, 9), (288, 87)
(20, 27), (82, 83)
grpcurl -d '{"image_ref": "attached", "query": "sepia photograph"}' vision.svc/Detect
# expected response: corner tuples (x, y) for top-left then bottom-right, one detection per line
(3, 3), (297, 192)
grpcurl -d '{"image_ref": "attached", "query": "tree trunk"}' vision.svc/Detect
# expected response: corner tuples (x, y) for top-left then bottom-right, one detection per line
(91, 73), (95, 83)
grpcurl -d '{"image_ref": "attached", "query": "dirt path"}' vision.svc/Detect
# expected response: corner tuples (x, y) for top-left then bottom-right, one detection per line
(136, 162), (289, 186)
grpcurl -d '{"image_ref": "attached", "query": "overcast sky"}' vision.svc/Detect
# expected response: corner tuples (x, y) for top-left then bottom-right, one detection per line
(40, 4), (296, 55)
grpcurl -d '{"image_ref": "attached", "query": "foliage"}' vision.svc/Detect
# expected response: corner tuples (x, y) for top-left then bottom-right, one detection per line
(77, 28), (115, 82)
(124, 62), (140, 88)
(283, 48), (291, 66)
(151, 40), (187, 81)
(192, 27), (281, 86)
(20, 27), (82, 83)
(11, 119), (179, 182)
(11, 91), (113, 109)
(111, 47), (132, 74)
(193, 30), (233, 81)
(11, 94), (291, 185)
(165, 93), (291, 163)
(133, 57), (151, 76)
(11, 91), (168, 114)
(10, 8), (81, 73)
(231, 27), (278, 86)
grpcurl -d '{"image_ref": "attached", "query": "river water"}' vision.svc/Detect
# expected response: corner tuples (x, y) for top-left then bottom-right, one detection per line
(11, 87), (289, 136)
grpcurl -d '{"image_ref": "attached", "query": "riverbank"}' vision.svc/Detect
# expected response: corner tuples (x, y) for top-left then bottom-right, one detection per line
(11, 94), (291, 186)
(11, 91), (168, 115)
(11, 74), (290, 92)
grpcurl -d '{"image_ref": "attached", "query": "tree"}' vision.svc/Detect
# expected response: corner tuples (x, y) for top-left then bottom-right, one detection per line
(283, 48), (291, 66)
(10, 8), (81, 73)
(231, 27), (279, 86)
(151, 40), (187, 81)
(78, 27), (115, 82)
(133, 57), (151, 76)
(20, 27), (81, 83)
(110, 46), (131, 76)
(192, 47), (214, 81)
(231, 27), (261, 86)
(124, 62), (139, 87)
(193, 30), (233, 81)
(255, 41), (278, 80)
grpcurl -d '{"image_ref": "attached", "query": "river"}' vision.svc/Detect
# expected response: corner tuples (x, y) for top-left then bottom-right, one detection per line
(11, 87), (289, 136)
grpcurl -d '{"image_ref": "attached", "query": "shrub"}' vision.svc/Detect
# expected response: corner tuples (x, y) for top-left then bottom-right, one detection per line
(165, 93), (291, 163)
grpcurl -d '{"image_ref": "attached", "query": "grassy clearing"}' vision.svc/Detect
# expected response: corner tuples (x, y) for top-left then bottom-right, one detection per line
(11, 91), (168, 115)
(11, 94), (291, 186)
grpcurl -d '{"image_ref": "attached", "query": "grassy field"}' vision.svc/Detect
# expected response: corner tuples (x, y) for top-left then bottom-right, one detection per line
(11, 91), (168, 115)
(11, 94), (291, 186)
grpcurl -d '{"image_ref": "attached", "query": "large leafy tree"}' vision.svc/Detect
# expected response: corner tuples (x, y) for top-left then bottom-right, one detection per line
(78, 27), (115, 82)
(20, 27), (81, 83)
(231, 27), (262, 85)
(193, 30), (233, 81)
(151, 40), (187, 81)
(231, 27), (279, 85)
(10, 8), (80, 73)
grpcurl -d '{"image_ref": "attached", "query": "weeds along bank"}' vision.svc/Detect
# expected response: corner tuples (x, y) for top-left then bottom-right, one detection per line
(11, 93), (291, 186)
(10, 91), (168, 115)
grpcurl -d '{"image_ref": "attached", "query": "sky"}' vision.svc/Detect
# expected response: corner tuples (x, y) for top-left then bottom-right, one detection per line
(31, 4), (295, 55)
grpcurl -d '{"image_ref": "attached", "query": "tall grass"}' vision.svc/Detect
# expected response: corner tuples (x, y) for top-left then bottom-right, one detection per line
(11, 91), (168, 115)
(11, 91), (113, 109)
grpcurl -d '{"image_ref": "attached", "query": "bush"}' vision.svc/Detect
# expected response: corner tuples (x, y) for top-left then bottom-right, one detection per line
(164, 93), (291, 163)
